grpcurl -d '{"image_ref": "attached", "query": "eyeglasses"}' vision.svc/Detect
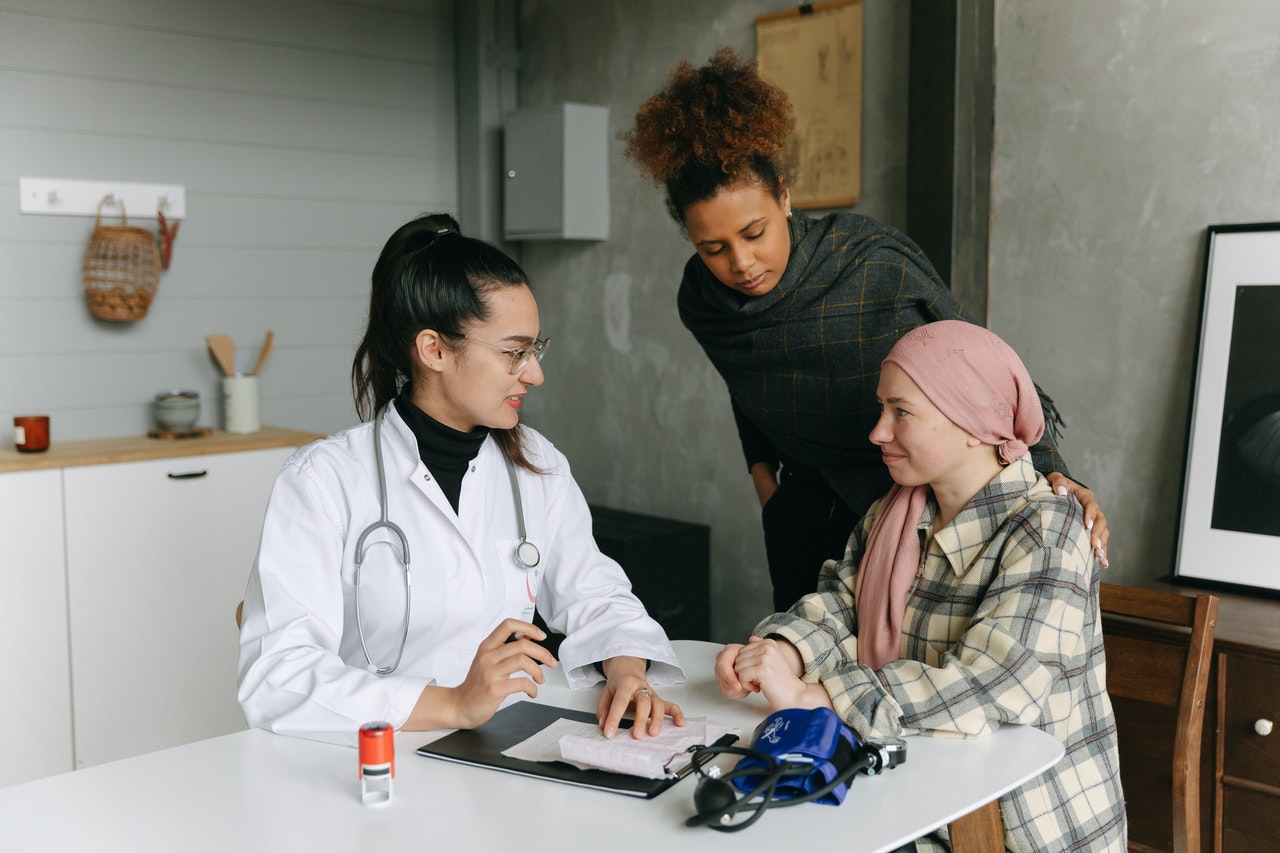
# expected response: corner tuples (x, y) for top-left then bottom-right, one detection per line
(465, 336), (550, 374)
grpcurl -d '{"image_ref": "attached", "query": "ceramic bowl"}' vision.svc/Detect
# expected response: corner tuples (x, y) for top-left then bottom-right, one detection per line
(153, 390), (200, 431)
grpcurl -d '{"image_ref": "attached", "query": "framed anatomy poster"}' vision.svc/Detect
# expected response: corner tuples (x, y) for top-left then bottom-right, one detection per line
(1175, 222), (1280, 594)
(755, 0), (863, 209)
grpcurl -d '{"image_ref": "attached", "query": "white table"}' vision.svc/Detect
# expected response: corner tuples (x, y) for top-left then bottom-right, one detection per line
(0, 641), (1062, 852)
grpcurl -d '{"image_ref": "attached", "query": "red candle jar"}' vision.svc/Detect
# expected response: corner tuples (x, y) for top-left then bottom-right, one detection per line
(13, 415), (50, 453)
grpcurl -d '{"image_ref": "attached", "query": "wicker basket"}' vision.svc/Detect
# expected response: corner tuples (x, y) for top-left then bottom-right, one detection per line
(82, 198), (161, 322)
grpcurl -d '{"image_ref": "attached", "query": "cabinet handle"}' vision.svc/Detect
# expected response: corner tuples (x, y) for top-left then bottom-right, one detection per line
(1257, 719), (1274, 737)
(167, 470), (208, 480)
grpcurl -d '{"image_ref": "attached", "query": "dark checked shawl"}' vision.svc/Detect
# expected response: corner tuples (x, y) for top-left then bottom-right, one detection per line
(677, 211), (1070, 520)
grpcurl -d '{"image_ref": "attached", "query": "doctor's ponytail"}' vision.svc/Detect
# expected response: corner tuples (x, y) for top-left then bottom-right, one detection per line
(352, 214), (542, 472)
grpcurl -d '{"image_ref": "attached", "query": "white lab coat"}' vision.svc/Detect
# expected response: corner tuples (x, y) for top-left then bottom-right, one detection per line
(237, 407), (685, 745)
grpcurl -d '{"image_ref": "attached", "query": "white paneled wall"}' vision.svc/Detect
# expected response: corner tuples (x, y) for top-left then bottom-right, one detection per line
(0, 0), (457, 440)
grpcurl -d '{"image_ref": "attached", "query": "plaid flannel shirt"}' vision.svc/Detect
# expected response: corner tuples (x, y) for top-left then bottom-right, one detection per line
(756, 457), (1126, 852)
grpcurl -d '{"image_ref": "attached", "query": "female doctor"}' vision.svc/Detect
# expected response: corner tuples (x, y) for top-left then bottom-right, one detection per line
(237, 214), (686, 745)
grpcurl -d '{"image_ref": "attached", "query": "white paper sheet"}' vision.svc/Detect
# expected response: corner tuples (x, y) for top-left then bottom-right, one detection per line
(501, 716), (736, 780)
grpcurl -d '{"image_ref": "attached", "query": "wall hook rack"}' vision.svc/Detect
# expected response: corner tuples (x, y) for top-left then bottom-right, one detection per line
(18, 177), (186, 219)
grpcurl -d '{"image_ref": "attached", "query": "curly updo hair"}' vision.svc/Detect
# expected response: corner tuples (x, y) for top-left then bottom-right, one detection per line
(623, 47), (794, 223)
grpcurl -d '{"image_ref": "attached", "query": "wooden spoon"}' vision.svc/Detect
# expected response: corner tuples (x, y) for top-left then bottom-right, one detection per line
(251, 330), (275, 376)
(206, 334), (236, 376)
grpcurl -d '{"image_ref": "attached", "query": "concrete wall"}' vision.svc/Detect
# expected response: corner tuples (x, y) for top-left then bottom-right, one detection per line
(0, 0), (456, 441)
(516, 0), (1280, 640)
(17, 0), (1264, 640)
(515, 0), (915, 640)
(987, 1), (1280, 588)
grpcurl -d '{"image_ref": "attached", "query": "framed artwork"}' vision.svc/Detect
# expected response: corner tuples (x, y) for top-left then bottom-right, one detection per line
(1174, 223), (1280, 593)
(755, 0), (863, 209)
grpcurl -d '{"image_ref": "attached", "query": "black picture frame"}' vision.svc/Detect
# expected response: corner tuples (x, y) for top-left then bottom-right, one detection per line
(1174, 222), (1280, 594)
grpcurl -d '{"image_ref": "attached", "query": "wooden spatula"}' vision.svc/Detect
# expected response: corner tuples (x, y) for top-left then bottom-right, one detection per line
(206, 334), (236, 376)
(251, 330), (274, 376)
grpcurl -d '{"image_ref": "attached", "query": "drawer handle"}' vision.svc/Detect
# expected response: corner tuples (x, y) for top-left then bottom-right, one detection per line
(167, 470), (209, 480)
(1257, 719), (1274, 737)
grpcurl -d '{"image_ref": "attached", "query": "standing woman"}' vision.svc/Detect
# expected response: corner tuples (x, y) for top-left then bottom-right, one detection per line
(238, 214), (684, 745)
(623, 48), (1108, 612)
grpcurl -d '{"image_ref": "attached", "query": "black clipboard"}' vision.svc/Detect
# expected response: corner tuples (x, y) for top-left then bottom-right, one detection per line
(415, 701), (738, 799)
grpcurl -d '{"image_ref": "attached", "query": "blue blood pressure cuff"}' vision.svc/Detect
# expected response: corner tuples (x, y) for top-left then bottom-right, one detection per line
(686, 707), (906, 831)
(731, 707), (861, 805)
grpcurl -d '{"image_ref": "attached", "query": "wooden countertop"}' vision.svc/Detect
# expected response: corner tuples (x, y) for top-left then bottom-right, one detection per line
(1142, 578), (1280, 656)
(0, 426), (325, 473)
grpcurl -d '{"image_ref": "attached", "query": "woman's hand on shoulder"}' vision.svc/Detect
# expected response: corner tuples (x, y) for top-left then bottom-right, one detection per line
(597, 656), (685, 739)
(1046, 473), (1109, 568)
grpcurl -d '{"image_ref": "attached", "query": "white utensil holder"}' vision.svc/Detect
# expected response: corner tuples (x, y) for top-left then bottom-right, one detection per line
(223, 374), (260, 434)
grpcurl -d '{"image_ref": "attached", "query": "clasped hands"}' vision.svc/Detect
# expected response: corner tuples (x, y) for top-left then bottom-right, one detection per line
(715, 635), (832, 712)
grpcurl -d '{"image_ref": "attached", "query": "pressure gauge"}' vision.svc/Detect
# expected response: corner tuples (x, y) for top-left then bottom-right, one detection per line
(872, 736), (908, 771)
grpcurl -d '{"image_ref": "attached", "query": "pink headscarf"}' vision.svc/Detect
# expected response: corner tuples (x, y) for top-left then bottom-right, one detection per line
(854, 321), (1044, 669)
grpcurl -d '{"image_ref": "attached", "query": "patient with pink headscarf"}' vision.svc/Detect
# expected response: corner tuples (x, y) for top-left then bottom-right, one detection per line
(713, 321), (1125, 852)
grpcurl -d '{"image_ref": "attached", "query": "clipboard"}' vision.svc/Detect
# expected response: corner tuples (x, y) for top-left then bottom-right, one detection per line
(416, 701), (738, 799)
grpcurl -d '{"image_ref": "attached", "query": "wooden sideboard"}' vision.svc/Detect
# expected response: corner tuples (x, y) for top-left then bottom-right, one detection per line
(1104, 581), (1280, 852)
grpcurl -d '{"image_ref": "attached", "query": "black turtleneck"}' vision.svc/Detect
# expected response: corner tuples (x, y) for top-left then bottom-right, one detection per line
(394, 395), (489, 514)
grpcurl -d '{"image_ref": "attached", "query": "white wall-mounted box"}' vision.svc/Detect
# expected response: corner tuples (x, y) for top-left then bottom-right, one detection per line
(503, 103), (609, 241)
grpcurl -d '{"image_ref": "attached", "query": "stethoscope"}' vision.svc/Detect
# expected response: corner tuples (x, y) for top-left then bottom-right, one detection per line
(353, 406), (541, 675)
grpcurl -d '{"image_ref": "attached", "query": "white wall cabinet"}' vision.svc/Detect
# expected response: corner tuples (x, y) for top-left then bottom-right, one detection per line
(503, 102), (609, 241)
(0, 428), (316, 785)
(0, 469), (74, 788)
(62, 447), (293, 768)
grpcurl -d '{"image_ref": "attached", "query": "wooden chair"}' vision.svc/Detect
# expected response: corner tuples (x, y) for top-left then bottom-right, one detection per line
(1100, 583), (1219, 853)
